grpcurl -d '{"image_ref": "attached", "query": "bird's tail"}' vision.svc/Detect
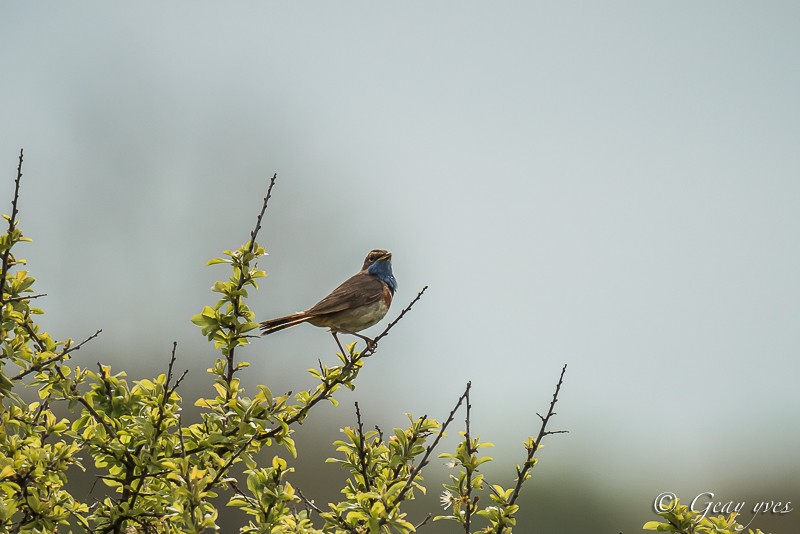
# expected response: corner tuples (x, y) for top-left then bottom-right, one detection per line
(260, 312), (312, 335)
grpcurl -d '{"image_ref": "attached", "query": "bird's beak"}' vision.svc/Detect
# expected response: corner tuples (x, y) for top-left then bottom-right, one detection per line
(379, 252), (392, 261)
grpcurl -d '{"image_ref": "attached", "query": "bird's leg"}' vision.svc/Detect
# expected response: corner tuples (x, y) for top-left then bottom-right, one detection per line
(331, 331), (348, 357)
(351, 332), (377, 351)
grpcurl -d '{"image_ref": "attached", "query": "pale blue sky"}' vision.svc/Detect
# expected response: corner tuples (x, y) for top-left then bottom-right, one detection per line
(2, 3), (799, 532)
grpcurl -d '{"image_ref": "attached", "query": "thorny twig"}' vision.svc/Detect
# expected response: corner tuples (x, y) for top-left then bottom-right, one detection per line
(507, 364), (568, 508)
(0, 148), (24, 306)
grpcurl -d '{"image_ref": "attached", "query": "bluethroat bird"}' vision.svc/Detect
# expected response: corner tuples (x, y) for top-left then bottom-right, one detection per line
(260, 249), (397, 352)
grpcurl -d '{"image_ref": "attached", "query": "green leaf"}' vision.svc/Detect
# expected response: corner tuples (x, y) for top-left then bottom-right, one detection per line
(643, 521), (674, 532)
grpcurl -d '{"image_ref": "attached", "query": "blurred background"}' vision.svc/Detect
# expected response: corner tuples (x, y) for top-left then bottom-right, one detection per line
(2, 2), (799, 532)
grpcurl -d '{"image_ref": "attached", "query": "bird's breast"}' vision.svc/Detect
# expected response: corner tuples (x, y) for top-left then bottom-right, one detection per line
(382, 283), (393, 308)
(354, 297), (390, 331)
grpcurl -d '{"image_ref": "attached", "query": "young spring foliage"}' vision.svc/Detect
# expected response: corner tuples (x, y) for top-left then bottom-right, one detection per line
(0, 154), (592, 533)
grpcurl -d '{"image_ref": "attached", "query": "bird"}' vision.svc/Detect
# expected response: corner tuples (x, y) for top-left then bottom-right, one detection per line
(260, 249), (397, 352)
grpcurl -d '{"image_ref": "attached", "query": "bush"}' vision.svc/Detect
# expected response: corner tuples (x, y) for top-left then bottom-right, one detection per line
(0, 150), (571, 533)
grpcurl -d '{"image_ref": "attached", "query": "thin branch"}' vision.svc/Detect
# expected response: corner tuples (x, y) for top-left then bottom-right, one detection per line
(394, 381), (471, 506)
(363, 285), (428, 354)
(177, 415), (187, 459)
(173, 369), (189, 392)
(71, 386), (118, 444)
(207, 433), (257, 490)
(11, 329), (102, 381)
(0, 149), (24, 306)
(226, 173), (277, 385)
(354, 402), (372, 490)
(464, 381), (473, 534)
(415, 513), (433, 530)
(246, 172), (277, 256)
(295, 488), (323, 515)
(31, 400), (49, 428)
(296, 488), (357, 534)
(229, 480), (262, 516)
(507, 364), (568, 507)
(22, 318), (47, 352)
(165, 342), (178, 389)
(151, 342), (187, 445)
(164, 342), (189, 395)
(4, 293), (46, 303)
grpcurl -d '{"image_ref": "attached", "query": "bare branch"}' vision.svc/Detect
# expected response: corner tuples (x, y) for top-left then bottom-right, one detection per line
(246, 172), (277, 256)
(415, 513), (432, 530)
(295, 487), (323, 515)
(164, 342), (189, 395)
(4, 293), (46, 302)
(296, 488), (357, 534)
(394, 381), (470, 505)
(362, 285), (428, 355)
(165, 341), (178, 389)
(0, 149), (25, 305)
(508, 364), (568, 507)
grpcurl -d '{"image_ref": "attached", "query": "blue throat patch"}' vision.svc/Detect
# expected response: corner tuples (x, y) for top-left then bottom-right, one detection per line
(368, 259), (397, 295)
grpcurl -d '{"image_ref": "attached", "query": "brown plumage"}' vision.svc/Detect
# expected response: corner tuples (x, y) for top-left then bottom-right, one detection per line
(260, 250), (397, 345)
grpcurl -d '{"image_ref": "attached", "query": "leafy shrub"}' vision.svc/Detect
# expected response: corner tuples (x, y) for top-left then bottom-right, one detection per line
(1, 151), (568, 533)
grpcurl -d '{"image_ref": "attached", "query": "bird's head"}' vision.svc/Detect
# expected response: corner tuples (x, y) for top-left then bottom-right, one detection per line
(362, 249), (392, 271)
(363, 249), (397, 294)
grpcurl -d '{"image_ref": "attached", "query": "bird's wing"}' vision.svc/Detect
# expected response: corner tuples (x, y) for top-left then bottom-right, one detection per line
(306, 272), (385, 316)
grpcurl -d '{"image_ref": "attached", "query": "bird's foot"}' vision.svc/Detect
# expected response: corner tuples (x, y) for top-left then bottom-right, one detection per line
(354, 333), (377, 351)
